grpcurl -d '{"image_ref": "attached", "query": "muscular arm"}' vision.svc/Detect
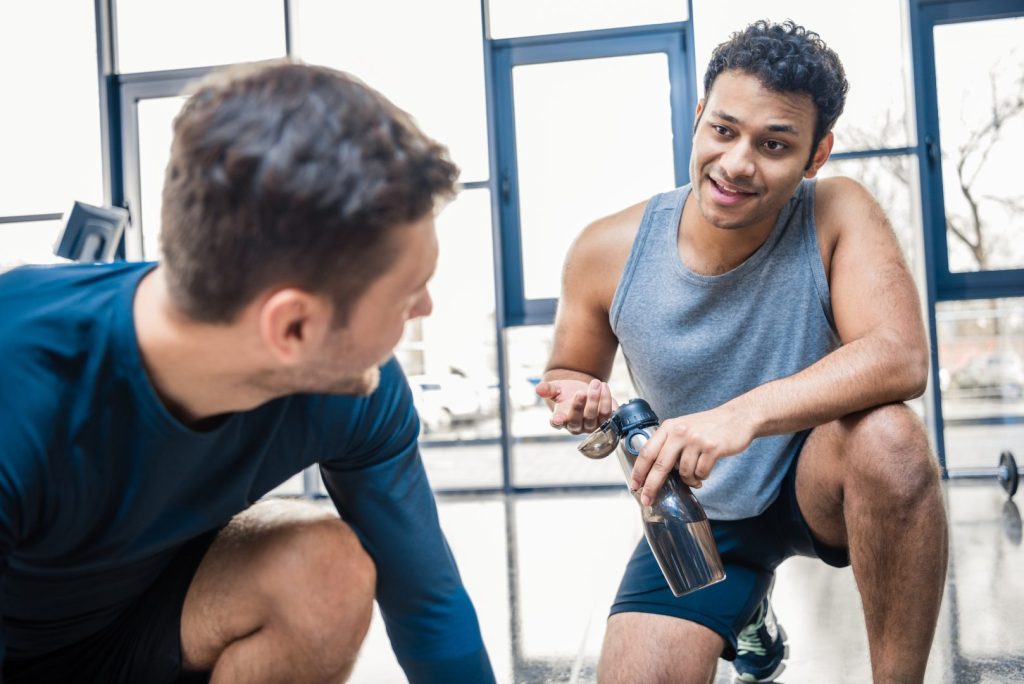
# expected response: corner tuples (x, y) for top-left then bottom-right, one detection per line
(632, 178), (929, 500)
(732, 176), (928, 434)
(539, 202), (645, 433)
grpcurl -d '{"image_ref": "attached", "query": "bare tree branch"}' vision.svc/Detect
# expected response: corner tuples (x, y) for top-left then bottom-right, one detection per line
(946, 216), (976, 252)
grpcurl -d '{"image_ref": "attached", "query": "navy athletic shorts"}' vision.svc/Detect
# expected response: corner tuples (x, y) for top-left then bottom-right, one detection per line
(4, 529), (220, 684)
(610, 432), (850, 659)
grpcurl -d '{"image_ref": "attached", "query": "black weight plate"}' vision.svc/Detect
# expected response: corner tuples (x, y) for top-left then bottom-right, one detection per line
(1000, 451), (1019, 498)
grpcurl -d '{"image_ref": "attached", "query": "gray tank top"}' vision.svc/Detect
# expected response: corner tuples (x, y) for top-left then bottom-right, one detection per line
(610, 179), (840, 520)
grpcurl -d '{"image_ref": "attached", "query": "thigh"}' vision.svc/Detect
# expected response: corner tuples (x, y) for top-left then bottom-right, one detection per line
(180, 498), (372, 671)
(609, 538), (772, 661)
(600, 612), (722, 684)
(794, 403), (933, 553)
(793, 418), (849, 550)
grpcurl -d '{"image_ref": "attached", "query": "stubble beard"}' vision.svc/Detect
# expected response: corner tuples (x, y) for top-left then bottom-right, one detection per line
(331, 366), (381, 396)
(295, 363), (382, 397)
(252, 362), (382, 400)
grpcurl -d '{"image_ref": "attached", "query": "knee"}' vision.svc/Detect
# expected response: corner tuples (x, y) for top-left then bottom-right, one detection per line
(269, 518), (377, 672)
(287, 516), (376, 617)
(842, 404), (941, 506)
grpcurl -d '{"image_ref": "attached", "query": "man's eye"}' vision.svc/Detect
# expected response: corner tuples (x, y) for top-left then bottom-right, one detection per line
(764, 140), (786, 152)
(711, 125), (729, 136)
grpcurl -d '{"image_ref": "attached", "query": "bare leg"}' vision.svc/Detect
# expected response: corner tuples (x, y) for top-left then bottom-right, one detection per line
(598, 612), (722, 684)
(180, 499), (376, 683)
(797, 404), (948, 683)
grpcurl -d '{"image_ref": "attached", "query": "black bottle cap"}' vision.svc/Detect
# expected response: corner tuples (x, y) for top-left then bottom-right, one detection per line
(610, 398), (659, 435)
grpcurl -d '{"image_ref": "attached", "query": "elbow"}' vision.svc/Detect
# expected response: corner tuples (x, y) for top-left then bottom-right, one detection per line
(879, 329), (929, 400)
(902, 347), (930, 400)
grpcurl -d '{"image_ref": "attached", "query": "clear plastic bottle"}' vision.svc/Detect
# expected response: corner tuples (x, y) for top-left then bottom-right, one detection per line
(579, 398), (726, 596)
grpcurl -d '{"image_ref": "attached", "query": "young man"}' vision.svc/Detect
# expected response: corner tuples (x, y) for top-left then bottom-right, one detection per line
(0, 62), (494, 684)
(537, 20), (948, 684)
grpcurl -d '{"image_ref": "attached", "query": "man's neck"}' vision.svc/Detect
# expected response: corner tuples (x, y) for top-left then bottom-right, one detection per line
(132, 268), (271, 426)
(678, 195), (777, 276)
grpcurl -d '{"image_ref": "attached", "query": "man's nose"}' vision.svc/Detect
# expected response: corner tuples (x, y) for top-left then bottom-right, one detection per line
(719, 140), (756, 180)
(411, 290), (433, 319)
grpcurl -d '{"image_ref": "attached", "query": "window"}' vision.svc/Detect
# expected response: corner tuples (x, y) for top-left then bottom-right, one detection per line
(0, 220), (67, 272)
(691, 0), (913, 153)
(0, 3), (103, 217)
(936, 298), (1024, 470)
(135, 96), (188, 261)
(115, 0), (285, 73)
(513, 54), (677, 301)
(396, 189), (504, 490)
(505, 325), (636, 487)
(489, 0), (687, 39)
(933, 17), (1024, 274)
(293, 0), (489, 181)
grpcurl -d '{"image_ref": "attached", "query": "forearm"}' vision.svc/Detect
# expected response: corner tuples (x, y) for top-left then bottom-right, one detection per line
(542, 367), (601, 384)
(320, 363), (495, 683)
(730, 329), (928, 438)
(323, 456), (493, 683)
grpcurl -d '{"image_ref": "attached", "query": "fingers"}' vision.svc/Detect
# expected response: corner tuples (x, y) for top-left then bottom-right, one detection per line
(676, 442), (704, 488)
(547, 379), (615, 435)
(633, 421), (722, 506)
(579, 380), (609, 433)
(534, 381), (557, 400)
(599, 383), (615, 419)
(558, 390), (582, 432)
(629, 425), (668, 495)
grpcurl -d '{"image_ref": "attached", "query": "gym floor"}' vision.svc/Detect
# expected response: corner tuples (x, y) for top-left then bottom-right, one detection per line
(322, 478), (1023, 683)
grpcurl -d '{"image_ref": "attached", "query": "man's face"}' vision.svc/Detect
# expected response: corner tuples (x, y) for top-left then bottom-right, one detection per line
(299, 214), (438, 396)
(690, 70), (827, 233)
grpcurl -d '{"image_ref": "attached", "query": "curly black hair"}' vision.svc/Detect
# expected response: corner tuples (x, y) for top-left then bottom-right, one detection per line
(703, 20), (849, 163)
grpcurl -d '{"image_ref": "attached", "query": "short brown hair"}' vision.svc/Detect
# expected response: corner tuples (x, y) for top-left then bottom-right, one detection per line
(160, 60), (458, 324)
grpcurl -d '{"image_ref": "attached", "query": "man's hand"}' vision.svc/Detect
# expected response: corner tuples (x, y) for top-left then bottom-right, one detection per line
(629, 405), (755, 505)
(535, 378), (616, 435)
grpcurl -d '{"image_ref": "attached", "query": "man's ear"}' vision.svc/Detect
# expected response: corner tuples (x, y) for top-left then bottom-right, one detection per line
(693, 98), (706, 133)
(804, 130), (834, 179)
(258, 288), (332, 365)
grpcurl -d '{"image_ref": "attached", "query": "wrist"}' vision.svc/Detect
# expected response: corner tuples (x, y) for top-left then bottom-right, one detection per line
(724, 391), (767, 440)
(543, 369), (596, 384)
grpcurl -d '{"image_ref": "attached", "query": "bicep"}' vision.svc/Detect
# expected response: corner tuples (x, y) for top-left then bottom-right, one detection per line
(545, 223), (629, 380)
(826, 181), (926, 348)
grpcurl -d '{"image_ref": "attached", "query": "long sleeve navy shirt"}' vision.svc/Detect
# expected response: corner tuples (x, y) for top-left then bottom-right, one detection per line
(0, 262), (494, 683)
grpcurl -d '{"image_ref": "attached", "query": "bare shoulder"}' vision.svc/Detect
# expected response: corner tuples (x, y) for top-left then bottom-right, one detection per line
(571, 199), (648, 263)
(563, 198), (649, 310)
(815, 175), (888, 230)
(813, 175), (893, 275)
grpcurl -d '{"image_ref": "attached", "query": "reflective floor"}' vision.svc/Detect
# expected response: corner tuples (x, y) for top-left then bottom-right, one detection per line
(339, 480), (1024, 683)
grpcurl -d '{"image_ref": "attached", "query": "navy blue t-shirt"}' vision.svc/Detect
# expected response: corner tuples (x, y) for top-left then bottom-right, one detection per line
(0, 262), (494, 683)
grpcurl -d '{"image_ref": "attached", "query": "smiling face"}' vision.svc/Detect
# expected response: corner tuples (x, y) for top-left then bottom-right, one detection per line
(690, 70), (832, 235)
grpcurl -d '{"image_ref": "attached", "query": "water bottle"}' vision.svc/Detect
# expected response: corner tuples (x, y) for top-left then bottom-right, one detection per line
(579, 398), (726, 596)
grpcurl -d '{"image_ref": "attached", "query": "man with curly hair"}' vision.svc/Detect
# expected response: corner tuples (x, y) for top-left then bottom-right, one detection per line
(537, 20), (947, 683)
(0, 61), (494, 684)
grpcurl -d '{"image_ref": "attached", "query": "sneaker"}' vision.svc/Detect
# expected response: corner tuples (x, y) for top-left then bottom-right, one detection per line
(733, 596), (789, 683)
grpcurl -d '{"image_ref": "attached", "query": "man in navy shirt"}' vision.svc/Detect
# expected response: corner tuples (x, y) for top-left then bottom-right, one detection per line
(0, 61), (494, 683)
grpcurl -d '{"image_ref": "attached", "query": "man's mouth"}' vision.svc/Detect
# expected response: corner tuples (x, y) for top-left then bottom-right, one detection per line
(707, 176), (756, 205)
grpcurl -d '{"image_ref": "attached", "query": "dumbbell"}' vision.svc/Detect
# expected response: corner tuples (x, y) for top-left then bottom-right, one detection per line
(951, 450), (1019, 498)
(999, 451), (1019, 498)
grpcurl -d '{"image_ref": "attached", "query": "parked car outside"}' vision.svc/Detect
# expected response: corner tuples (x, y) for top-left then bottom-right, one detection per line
(407, 373), (492, 434)
(950, 351), (1024, 399)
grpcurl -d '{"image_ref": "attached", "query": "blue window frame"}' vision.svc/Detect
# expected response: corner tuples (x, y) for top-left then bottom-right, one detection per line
(912, 0), (1024, 303)
(489, 23), (697, 326)
(910, 0), (1024, 471)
